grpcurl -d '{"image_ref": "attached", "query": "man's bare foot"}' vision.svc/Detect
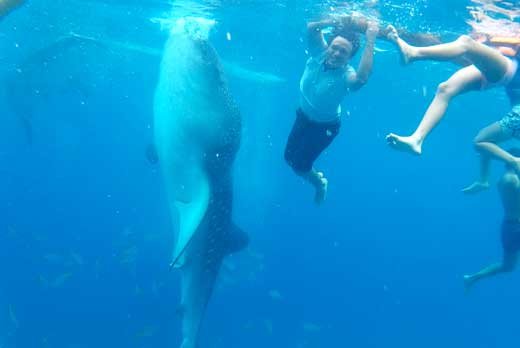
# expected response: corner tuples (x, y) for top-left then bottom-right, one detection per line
(386, 133), (422, 155)
(463, 275), (476, 294)
(462, 181), (490, 194)
(386, 25), (415, 65)
(314, 172), (328, 205)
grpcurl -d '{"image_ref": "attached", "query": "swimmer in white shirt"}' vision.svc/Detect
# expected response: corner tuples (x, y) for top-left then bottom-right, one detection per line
(284, 15), (378, 204)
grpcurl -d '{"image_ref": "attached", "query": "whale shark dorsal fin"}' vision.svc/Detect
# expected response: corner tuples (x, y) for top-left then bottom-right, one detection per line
(224, 224), (249, 255)
(169, 167), (210, 269)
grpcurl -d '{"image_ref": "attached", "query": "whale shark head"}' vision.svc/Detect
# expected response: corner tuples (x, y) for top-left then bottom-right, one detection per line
(160, 16), (225, 98)
(171, 17), (216, 40)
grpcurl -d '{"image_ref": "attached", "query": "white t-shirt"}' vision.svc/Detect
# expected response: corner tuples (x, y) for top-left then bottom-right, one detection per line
(299, 52), (354, 123)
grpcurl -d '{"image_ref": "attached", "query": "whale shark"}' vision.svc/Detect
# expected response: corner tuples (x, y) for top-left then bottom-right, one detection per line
(153, 17), (249, 348)
(4, 34), (99, 143)
(6, 30), (284, 143)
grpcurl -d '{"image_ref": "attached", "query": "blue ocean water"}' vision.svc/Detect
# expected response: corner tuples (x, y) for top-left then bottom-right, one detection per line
(1, 0), (519, 347)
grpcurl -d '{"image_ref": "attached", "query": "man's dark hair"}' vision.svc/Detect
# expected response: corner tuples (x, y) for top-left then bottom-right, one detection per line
(334, 30), (360, 58)
(339, 30), (361, 57)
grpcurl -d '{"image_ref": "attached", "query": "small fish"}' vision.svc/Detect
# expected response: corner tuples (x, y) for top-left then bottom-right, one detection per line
(303, 322), (321, 333)
(248, 250), (265, 260)
(122, 227), (134, 237)
(268, 290), (283, 301)
(51, 272), (73, 288)
(151, 281), (160, 297)
(242, 320), (253, 330)
(94, 259), (101, 279)
(222, 260), (237, 272)
(6, 225), (17, 238)
(69, 251), (85, 266)
(39, 275), (49, 288)
(135, 325), (157, 338)
(119, 246), (138, 264)
(9, 304), (19, 329)
(264, 319), (273, 335)
(43, 254), (62, 263)
(219, 272), (237, 287)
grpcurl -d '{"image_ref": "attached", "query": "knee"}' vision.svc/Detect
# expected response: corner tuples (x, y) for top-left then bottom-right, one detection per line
(456, 35), (476, 50)
(472, 133), (485, 150)
(435, 81), (456, 99)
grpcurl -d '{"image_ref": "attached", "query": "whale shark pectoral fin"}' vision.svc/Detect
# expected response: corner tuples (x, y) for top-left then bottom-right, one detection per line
(169, 167), (210, 269)
(224, 223), (249, 255)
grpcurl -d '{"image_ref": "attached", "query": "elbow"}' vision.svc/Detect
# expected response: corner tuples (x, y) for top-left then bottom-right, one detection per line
(307, 22), (320, 32)
(355, 74), (370, 87)
(351, 79), (367, 91)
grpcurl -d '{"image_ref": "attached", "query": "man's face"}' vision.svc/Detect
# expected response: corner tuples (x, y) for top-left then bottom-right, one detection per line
(325, 37), (352, 69)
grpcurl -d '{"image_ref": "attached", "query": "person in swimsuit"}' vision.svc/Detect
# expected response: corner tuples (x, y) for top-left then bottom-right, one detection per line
(464, 149), (520, 292)
(384, 26), (520, 193)
(284, 15), (378, 204)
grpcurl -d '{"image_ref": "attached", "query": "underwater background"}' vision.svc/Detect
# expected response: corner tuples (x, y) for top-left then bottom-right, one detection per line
(1, 0), (519, 347)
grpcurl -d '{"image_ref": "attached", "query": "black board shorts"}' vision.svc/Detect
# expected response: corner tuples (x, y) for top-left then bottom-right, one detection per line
(501, 219), (520, 254)
(284, 108), (340, 173)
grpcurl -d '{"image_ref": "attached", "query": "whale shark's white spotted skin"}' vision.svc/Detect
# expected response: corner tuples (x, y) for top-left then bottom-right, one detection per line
(153, 18), (248, 348)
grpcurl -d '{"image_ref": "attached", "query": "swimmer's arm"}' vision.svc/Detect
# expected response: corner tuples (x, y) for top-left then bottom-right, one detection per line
(348, 21), (377, 90)
(307, 19), (336, 56)
(0, 0), (25, 17)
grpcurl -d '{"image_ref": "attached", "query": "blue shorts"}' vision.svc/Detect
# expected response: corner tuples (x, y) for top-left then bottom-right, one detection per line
(284, 109), (340, 173)
(499, 109), (520, 138)
(501, 219), (520, 254)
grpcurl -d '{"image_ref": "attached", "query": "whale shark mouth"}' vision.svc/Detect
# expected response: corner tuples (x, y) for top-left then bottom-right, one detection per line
(171, 17), (217, 40)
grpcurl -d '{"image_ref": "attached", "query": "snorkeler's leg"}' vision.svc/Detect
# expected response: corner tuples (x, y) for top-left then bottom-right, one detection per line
(387, 29), (510, 80)
(458, 36), (512, 84)
(463, 122), (513, 194)
(386, 66), (482, 155)
(464, 251), (517, 293)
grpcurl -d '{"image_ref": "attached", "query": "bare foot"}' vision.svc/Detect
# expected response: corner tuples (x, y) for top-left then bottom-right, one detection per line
(462, 181), (490, 194)
(314, 172), (328, 205)
(386, 133), (422, 155)
(463, 275), (476, 294)
(386, 25), (415, 65)
(385, 24), (399, 42)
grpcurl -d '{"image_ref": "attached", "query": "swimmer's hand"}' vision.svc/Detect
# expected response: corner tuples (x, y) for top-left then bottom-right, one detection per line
(365, 21), (379, 41)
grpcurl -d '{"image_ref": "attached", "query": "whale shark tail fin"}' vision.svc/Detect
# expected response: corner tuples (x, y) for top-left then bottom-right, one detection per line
(224, 223), (249, 255)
